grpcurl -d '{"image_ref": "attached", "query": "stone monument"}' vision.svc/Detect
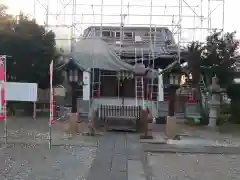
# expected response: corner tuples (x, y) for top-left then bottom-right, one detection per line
(208, 75), (223, 129)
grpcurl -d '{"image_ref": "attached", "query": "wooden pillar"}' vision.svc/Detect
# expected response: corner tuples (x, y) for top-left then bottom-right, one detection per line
(168, 87), (176, 116)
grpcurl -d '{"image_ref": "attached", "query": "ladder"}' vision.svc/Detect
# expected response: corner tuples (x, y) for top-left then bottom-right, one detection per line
(135, 76), (144, 107)
(135, 48), (145, 107)
(147, 83), (159, 100)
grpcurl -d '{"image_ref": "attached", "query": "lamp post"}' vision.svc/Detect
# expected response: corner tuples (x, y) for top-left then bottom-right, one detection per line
(68, 67), (79, 113)
(66, 63), (81, 136)
(117, 70), (134, 105)
(167, 72), (181, 117)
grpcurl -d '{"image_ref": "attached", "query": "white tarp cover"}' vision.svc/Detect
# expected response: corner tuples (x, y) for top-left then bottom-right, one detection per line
(70, 37), (134, 71)
(5, 82), (38, 102)
(70, 37), (159, 78)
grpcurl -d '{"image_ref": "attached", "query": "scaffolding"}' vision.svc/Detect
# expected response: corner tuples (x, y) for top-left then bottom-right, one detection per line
(33, 0), (225, 51)
(32, 0), (225, 106)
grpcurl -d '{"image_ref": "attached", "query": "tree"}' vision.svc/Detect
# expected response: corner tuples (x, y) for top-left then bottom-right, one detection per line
(185, 41), (202, 87)
(186, 31), (239, 88)
(202, 31), (239, 88)
(186, 31), (240, 124)
(0, 6), (63, 89)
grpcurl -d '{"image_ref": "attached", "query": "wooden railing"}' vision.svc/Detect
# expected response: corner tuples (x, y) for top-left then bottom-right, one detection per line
(98, 105), (141, 131)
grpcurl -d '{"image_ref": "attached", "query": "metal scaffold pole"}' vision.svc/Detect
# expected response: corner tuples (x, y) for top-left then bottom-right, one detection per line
(31, 0), (226, 123)
(178, 0), (183, 63)
(100, 0), (103, 37)
(33, 0), (225, 48)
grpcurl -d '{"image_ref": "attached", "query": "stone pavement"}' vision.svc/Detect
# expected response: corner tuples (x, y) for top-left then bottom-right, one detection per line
(151, 123), (240, 147)
(143, 143), (240, 154)
(87, 132), (150, 180)
(148, 153), (240, 180)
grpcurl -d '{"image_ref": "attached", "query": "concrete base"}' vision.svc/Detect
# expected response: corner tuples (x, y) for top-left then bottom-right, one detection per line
(165, 116), (179, 139)
(140, 134), (153, 139)
(68, 113), (79, 137)
(208, 106), (218, 129)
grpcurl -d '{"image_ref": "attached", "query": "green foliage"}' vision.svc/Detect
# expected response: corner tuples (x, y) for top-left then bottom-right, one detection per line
(217, 103), (231, 126)
(227, 83), (240, 100)
(185, 42), (202, 87)
(0, 6), (64, 89)
(203, 31), (238, 88)
(186, 31), (240, 124)
(186, 31), (239, 89)
(228, 101), (240, 124)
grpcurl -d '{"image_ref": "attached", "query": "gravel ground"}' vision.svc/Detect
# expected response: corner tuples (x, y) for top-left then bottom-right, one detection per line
(148, 153), (240, 180)
(0, 144), (97, 180)
(0, 117), (99, 180)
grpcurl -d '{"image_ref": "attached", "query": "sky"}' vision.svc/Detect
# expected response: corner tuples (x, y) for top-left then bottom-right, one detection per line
(2, 0), (239, 51)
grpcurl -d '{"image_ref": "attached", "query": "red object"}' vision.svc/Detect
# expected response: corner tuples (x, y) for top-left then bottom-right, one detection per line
(0, 57), (5, 81)
(94, 88), (100, 98)
(146, 107), (150, 114)
(89, 119), (93, 129)
(53, 107), (56, 117)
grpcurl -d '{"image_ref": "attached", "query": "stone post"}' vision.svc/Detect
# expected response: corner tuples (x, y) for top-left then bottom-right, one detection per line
(208, 94), (221, 129)
(208, 76), (222, 129)
(69, 113), (78, 137)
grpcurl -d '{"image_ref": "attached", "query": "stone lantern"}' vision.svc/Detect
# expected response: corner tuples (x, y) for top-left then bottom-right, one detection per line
(167, 72), (182, 116)
(208, 75), (224, 129)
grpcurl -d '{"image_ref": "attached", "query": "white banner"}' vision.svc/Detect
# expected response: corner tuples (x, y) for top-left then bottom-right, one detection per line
(49, 60), (54, 125)
(0, 84), (3, 114)
(83, 71), (90, 101)
(5, 82), (37, 102)
(158, 69), (164, 101)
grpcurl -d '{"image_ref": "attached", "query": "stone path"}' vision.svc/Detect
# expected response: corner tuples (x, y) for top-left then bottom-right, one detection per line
(87, 132), (149, 180)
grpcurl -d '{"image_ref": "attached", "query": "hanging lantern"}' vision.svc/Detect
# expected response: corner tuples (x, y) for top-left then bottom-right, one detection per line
(117, 71), (121, 80)
(127, 72), (134, 79)
(133, 63), (148, 76)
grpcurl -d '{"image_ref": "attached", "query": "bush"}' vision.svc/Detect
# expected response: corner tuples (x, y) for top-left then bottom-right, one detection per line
(217, 103), (231, 126)
(229, 101), (240, 124)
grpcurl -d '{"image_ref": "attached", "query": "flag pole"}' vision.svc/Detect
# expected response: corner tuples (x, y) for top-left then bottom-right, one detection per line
(49, 60), (53, 150)
(1, 55), (8, 147)
(4, 55), (7, 147)
(0, 55), (7, 147)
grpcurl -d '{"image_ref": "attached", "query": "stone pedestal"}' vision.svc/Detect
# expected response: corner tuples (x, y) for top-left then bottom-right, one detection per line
(140, 109), (153, 139)
(208, 95), (220, 129)
(138, 109), (148, 133)
(69, 113), (79, 136)
(165, 116), (179, 139)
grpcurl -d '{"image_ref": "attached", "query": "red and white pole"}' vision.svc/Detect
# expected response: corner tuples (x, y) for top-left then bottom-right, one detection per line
(0, 55), (6, 146)
(49, 60), (53, 150)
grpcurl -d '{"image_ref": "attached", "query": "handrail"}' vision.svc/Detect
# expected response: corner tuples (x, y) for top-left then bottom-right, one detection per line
(199, 75), (209, 114)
